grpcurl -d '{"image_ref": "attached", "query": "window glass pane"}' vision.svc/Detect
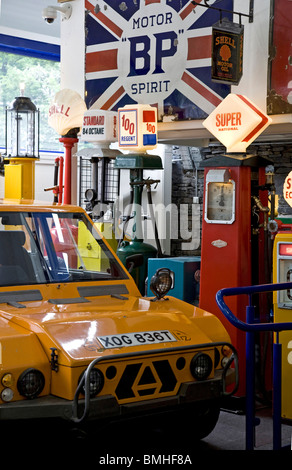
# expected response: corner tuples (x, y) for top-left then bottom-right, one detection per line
(0, 51), (62, 152)
(0, 211), (128, 286)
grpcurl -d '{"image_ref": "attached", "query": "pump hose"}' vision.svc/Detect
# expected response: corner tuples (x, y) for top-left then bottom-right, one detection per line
(146, 184), (163, 257)
(117, 189), (134, 248)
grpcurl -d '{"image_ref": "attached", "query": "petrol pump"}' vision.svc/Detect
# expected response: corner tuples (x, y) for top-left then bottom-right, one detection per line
(77, 108), (120, 256)
(272, 172), (292, 421)
(200, 94), (273, 402)
(115, 104), (163, 294)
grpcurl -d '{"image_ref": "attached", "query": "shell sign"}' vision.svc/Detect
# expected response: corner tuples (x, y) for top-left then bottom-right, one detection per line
(203, 94), (272, 152)
(48, 89), (87, 136)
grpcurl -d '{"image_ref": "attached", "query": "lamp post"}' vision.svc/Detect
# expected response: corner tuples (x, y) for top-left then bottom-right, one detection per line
(5, 95), (39, 200)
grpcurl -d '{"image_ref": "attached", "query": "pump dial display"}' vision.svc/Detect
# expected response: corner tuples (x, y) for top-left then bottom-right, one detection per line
(205, 181), (235, 224)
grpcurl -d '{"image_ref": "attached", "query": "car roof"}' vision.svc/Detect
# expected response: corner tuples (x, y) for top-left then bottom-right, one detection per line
(0, 199), (85, 213)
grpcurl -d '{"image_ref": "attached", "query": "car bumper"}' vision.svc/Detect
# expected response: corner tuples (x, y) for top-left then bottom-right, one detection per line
(0, 368), (236, 422)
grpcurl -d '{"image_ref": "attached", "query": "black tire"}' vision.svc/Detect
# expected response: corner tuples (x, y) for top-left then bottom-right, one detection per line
(157, 401), (221, 443)
(189, 401), (221, 440)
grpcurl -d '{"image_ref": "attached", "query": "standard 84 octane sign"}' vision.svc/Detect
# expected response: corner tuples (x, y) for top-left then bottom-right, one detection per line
(81, 109), (117, 143)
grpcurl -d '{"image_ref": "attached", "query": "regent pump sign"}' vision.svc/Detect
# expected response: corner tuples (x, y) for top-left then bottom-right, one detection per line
(85, 0), (232, 120)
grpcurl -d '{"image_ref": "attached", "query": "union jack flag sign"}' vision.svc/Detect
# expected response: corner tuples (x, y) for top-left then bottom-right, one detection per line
(85, 0), (233, 120)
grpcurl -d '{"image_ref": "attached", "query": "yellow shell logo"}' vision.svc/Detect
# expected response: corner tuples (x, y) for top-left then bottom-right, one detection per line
(220, 44), (231, 62)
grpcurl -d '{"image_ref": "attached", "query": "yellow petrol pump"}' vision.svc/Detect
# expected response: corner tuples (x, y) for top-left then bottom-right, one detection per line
(273, 228), (292, 420)
(273, 171), (292, 420)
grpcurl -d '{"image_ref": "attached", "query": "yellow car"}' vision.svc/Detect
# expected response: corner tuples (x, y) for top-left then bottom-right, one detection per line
(0, 200), (238, 440)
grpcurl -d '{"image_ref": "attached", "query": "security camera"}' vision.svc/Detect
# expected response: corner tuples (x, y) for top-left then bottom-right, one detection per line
(42, 4), (72, 23)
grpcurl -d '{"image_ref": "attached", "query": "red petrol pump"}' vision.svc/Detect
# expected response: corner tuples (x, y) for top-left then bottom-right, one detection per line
(199, 154), (274, 402)
(200, 94), (273, 404)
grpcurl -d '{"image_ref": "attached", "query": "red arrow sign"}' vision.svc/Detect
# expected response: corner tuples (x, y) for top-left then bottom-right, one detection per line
(238, 94), (270, 142)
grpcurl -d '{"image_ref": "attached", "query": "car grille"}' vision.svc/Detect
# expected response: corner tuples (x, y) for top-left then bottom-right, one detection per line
(115, 359), (178, 401)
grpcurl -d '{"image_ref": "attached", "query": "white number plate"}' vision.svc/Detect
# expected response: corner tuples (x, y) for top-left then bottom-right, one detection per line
(97, 330), (177, 349)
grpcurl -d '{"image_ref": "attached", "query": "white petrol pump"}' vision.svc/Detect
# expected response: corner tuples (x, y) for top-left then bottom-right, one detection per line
(77, 108), (120, 252)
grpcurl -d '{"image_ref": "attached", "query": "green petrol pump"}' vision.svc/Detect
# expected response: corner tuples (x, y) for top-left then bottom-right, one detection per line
(115, 105), (162, 294)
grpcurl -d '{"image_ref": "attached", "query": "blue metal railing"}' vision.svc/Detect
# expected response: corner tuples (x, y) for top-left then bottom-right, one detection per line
(216, 282), (292, 450)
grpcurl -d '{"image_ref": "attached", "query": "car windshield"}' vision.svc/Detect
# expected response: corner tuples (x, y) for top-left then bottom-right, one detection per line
(0, 211), (128, 286)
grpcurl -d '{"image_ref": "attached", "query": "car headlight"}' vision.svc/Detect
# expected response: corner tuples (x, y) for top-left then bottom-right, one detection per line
(1, 388), (14, 402)
(190, 353), (213, 380)
(79, 368), (104, 398)
(17, 368), (45, 399)
(150, 268), (173, 300)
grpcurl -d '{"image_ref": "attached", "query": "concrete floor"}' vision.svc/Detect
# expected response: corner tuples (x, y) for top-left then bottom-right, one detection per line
(203, 406), (291, 450)
(4, 405), (291, 465)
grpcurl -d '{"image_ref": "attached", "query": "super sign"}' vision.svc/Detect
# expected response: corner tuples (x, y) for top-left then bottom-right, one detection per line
(85, 0), (233, 120)
(284, 172), (292, 208)
(203, 94), (272, 153)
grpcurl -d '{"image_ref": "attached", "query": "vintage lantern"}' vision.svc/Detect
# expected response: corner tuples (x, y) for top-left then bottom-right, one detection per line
(4, 93), (40, 199)
(5, 95), (39, 159)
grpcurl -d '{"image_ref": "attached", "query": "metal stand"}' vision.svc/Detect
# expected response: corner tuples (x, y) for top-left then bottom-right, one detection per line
(216, 282), (292, 450)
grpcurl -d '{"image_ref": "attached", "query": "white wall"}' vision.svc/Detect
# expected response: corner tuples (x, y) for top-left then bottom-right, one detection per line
(0, 0), (61, 43)
(232, 0), (270, 110)
(35, 155), (57, 203)
(60, 0), (85, 95)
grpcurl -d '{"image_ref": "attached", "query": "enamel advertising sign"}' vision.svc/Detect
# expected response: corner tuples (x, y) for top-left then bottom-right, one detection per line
(84, 0), (233, 121)
(203, 94), (272, 152)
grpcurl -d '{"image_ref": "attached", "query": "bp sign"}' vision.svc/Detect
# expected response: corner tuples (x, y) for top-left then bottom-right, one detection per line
(85, 0), (233, 120)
